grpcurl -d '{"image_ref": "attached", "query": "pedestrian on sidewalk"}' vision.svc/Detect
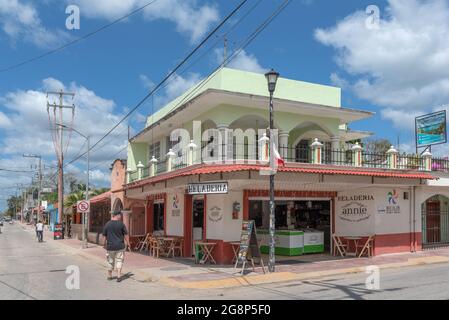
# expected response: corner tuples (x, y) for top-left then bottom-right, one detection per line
(36, 221), (44, 242)
(102, 210), (130, 282)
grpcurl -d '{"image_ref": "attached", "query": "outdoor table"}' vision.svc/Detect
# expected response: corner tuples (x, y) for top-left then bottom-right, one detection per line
(344, 236), (362, 257)
(195, 242), (217, 264)
(230, 242), (241, 264)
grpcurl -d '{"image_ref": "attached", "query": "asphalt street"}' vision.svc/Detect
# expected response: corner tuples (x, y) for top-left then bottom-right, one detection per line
(1, 223), (449, 300)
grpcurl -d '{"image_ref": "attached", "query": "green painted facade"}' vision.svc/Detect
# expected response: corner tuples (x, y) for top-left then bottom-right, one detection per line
(127, 67), (348, 171)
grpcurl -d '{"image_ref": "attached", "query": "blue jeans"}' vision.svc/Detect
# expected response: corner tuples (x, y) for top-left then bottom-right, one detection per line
(37, 230), (43, 242)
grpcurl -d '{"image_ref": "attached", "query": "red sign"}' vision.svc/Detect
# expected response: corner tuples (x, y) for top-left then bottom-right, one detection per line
(77, 200), (90, 213)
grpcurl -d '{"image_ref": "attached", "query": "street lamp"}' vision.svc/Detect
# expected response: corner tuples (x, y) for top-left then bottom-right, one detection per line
(56, 124), (90, 249)
(265, 68), (279, 273)
(23, 154), (42, 225)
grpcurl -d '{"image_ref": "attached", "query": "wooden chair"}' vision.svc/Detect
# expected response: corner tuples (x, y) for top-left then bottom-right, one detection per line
(173, 237), (184, 257)
(356, 235), (375, 258)
(152, 237), (166, 259)
(135, 234), (150, 251)
(332, 234), (348, 257)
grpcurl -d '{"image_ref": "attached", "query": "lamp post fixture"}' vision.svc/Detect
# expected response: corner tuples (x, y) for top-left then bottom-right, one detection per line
(265, 68), (280, 273)
(56, 124), (89, 249)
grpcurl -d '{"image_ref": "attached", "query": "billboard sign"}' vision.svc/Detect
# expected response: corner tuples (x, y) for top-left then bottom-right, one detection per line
(416, 110), (447, 147)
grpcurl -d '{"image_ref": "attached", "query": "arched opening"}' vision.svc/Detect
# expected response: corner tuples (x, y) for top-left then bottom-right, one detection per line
(112, 198), (123, 213)
(422, 194), (449, 247)
(290, 122), (333, 164)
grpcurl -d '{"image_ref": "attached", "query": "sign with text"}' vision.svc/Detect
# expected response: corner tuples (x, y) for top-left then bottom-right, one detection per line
(187, 182), (228, 195)
(416, 110), (447, 147)
(235, 220), (265, 274)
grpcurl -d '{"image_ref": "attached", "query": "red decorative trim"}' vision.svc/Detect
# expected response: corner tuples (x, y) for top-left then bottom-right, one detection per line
(183, 194), (193, 257)
(243, 190), (249, 220)
(125, 164), (436, 190)
(163, 193), (167, 236)
(203, 195), (207, 241)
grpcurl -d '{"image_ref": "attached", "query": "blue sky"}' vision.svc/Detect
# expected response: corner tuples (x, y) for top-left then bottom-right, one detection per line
(1, 0), (448, 210)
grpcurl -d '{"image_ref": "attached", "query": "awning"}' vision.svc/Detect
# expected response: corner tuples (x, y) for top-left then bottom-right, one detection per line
(125, 164), (436, 190)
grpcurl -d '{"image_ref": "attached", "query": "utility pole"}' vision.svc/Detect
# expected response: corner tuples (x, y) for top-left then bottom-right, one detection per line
(47, 90), (75, 225)
(23, 154), (42, 223)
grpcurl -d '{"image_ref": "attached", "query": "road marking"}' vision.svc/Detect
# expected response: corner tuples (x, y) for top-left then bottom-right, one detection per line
(0, 279), (37, 300)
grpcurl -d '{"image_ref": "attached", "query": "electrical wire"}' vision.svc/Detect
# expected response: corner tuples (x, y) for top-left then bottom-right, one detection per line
(0, 0), (159, 73)
(63, 0), (250, 168)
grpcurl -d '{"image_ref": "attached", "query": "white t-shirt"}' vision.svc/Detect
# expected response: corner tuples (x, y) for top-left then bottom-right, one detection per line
(36, 223), (44, 231)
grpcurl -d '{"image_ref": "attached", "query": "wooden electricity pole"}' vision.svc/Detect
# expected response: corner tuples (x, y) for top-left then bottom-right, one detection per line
(47, 90), (75, 225)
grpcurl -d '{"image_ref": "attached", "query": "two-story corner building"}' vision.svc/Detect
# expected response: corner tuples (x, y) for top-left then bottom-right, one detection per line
(120, 67), (449, 264)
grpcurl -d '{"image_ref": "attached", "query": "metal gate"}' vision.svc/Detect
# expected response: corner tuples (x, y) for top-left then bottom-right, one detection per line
(422, 204), (449, 247)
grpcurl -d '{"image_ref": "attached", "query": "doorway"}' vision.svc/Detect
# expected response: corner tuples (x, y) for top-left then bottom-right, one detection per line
(422, 195), (449, 247)
(153, 202), (165, 233)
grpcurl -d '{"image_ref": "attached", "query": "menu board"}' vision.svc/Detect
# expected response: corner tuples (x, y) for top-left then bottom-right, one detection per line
(235, 220), (264, 273)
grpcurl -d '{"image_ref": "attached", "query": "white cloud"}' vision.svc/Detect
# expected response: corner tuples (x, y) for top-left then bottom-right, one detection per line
(70, 0), (219, 43)
(139, 74), (154, 90)
(146, 72), (201, 109)
(0, 0), (70, 48)
(0, 78), (129, 195)
(315, 0), (449, 127)
(216, 48), (267, 74)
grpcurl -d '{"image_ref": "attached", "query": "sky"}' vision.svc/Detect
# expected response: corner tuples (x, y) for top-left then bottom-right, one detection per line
(1, 0), (449, 210)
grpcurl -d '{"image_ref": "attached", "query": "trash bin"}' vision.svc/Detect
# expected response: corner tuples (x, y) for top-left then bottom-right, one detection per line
(194, 243), (204, 264)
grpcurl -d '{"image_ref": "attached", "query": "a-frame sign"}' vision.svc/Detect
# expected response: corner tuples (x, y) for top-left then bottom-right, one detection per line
(234, 220), (266, 274)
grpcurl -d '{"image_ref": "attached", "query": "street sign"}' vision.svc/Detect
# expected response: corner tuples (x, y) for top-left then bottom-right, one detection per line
(76, 200), (90, 213)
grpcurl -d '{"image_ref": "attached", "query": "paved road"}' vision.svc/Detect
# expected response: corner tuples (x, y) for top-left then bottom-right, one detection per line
(1, 223), (449, 300)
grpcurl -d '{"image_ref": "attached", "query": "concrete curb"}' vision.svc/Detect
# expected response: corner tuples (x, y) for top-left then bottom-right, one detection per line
(157, 255), (449, 289)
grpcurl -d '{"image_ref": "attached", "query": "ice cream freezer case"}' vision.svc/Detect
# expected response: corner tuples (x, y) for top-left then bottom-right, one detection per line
(257, 229), (324, 256)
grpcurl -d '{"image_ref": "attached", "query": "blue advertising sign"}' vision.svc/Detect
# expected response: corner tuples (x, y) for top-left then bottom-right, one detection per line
(415, 110), (447, 147)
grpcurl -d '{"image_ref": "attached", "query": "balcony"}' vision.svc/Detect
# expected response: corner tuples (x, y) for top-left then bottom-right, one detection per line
(126, 141), (448, 183)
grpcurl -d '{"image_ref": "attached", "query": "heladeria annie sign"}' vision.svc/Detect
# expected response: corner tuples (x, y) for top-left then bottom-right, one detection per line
(337, 193), (374, 223)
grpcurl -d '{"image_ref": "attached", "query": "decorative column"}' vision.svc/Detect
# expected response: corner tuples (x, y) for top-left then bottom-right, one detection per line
(126, 168), (133, 183)
(422, 151), (432, 171)
(259, 133), (270, 162)
(279, 131), (289, 161)
(351, 142), (363, 167)
(217, 124), (232, 162)
(149, 156), (158, 177)
(331, 136), (341, 164)
(187, 140), (197, 166)
(386, 145), (398, 169)
(137, 161), (145, 180)
(166, 149), (176, 172)
(311, 138), (323, 164)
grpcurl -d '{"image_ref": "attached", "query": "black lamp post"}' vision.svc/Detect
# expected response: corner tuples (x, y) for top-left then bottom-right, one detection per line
(265, 69), (279, 273)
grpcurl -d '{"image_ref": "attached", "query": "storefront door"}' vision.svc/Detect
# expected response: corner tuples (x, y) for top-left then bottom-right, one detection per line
(192, 198), (204, 245)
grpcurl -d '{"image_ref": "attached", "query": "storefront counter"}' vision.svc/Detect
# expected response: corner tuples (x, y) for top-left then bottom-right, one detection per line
(257, 229), (304, 256)
(303, 229), (325, 253)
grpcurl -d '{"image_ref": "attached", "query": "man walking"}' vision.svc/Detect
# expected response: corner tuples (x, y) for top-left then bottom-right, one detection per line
(36, 220), (44, 242)
(102, 210), (130, 282)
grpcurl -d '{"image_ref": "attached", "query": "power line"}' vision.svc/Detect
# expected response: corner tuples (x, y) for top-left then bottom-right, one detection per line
(63, 0), (249, 168)
(0, 0), (159, 73)
(0, 168), (36, 173)
(136, 0), (292, 139)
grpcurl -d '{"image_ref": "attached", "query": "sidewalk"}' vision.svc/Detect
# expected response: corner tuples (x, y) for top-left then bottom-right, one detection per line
(20, 223), (449, 289)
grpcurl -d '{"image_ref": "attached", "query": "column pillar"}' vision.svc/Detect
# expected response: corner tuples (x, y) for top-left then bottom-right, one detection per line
(166, 149), (175, 172)
(279, 131), (289, 161)
(149, 156), (158, 177)
(351, 142), (363, 167)
(259, 133), (270, 162)
(331, 136), (341, 164)
(137, 161), (144, 180)
(387, 145), (398, 169)
(311, 138), (323, 164)
(422, 151), (432, 171)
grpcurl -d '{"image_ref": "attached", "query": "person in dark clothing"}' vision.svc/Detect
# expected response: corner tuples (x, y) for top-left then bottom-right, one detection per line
(102, 210), (130, 282)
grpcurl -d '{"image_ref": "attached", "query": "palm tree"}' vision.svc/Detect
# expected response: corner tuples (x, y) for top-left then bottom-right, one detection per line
(64, 191), (86, 208)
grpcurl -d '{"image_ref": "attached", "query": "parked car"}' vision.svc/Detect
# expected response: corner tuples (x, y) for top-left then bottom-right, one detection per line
(0, 220), (3, 226)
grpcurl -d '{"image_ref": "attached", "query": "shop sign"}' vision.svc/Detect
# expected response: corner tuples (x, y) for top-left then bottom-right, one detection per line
(338, 193), (373, 223)
(171, 194), (180, 217)
(187, 182), (228, 195)
(377, 189), (401, 215)
(208, 206), (223, 222)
